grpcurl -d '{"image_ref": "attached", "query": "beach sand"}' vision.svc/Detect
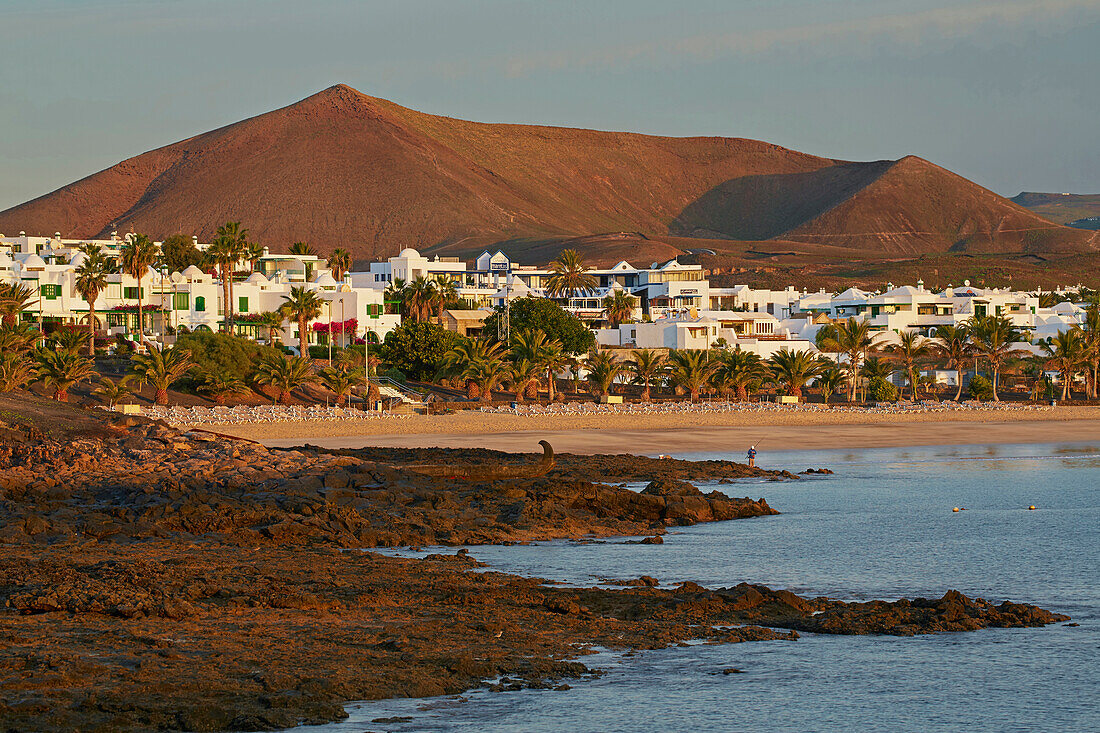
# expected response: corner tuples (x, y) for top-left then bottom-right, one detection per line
(210, 406), (1100, 454)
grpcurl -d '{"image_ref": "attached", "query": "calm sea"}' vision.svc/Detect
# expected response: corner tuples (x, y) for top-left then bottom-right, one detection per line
(299, 443), (1100, 733)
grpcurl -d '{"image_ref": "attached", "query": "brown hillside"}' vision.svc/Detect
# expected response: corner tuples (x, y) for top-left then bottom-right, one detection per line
(0, 84), (1093, 262)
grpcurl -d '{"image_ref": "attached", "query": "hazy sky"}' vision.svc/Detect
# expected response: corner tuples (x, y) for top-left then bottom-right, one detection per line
(1, 0), (1098, 211)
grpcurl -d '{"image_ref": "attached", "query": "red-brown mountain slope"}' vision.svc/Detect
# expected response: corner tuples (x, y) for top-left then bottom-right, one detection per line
(0, 84), (1093, 262)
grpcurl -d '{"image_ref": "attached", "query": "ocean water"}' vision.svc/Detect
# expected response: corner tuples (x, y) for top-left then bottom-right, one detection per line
(299, 443), (1099, 733)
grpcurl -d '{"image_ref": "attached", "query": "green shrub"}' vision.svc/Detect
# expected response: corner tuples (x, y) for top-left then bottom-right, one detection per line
(379, 367), (406, 383)
(867, 376), (898, 402)
(968, 374), (993, 401)
(380, 322), (458, 381)
(174, 331), (272, 388)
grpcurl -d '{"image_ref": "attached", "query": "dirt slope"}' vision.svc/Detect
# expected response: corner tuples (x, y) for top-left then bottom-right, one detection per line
(0, 84), (1092, 262)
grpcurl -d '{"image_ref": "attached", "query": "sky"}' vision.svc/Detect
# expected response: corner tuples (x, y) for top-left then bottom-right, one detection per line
(1, 0), (1098, 212)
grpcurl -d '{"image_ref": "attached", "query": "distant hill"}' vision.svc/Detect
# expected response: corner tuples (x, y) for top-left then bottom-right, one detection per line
(0, 84), (1093, 265)
(1010, 192), (1100, 228)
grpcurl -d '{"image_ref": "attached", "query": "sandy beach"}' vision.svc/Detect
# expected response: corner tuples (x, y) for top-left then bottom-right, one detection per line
(210, 406), (1100, 454)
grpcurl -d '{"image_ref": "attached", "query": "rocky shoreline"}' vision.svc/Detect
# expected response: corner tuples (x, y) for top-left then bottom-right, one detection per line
(0, 397), (1070, 731)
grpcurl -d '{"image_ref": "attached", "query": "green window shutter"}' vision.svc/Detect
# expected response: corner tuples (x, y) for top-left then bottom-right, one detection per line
(123, 286), (144, 299)
(173, 293), (189, 310)
(195, 296), (206, 312)
(41, 284), (61, 298)
(238, 296), (248, 313)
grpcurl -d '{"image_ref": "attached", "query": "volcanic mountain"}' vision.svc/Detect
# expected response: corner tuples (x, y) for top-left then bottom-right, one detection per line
(1, 84), (1093, 264)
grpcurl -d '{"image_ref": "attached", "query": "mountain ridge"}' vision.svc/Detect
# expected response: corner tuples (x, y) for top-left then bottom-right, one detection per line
(0, 84), (1093, 263)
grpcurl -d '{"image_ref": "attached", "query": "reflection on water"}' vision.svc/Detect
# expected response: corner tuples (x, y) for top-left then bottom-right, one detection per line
(295, 443), (1100, 733)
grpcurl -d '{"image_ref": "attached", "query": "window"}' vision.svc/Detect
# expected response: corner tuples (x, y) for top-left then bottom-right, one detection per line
(195, 296), (206, 312)
(173, 293), (189, 310)
(40, 284), (61, 299)
(238, 296), (249, 313)
(123, 286), (143, 299)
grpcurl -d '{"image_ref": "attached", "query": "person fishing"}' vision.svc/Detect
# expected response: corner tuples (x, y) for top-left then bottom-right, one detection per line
(747, 445), (757, 468)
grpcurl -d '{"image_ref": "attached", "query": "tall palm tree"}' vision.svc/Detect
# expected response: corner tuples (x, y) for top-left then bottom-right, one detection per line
(319, 364), (365, 406)
(585, 351), (623, 398)
(130, 345), (195, 405)
(34, 349), (96, 402)
(0, 352), (35, 393)
(1080, 304), (1100, 399)
(933, 323), (972, 401)
(245, 242), (266, 272)
(884, 331), (933, 400)
(119, 233), (158, 342)
(767, 349), (827, 400)
(815, 317), (876, 402)
(667, 349), (717, 403)
(432, 276), (460, 321)
(546, 249), (597, 299)
(329, 248), (352, 282)
(254, 351), (316, 404)
(279, 287), (325, 358)
(403, 276), (436, 323)
(629, 349), (667, 402)
(208, 222), (249, 334)
(602, 290), (637, 328)
(711, 348), (768, 402)
(0, 283), (36, 327)
(257, 310), (286, 345)
(74, 244), (112, 356)
(968, 315), (1028, 402)
(1041, 329), (1086, 400)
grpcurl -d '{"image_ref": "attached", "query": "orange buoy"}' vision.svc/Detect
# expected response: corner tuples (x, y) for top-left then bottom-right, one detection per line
(1028, 505), (1037, 511)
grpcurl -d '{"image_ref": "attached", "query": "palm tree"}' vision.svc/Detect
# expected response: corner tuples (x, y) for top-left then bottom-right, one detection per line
(280, 287), (325, 358)
(441, 338), (506, 400)
(257, 310), (286, 346)
(432, 276), (460, 321)
(767, 349), (827, 400)
(384, 278), (407, 315)
(884, 331), (932, 400)
(585, 351), (623, 398)
(816, 364), (847, 405)
(815, 317), (876, 402)
(510, 329), (558, 399)
(245, 242), (266, 272)
(1080, 304), (1100, 399)
(254, 352), (316, 404)
(933, 323), (972, 401)
(667, 349), (716, 403)
(34, 349), (96, 402)
(629, 349), (667, 402)
(288, 242), (318, 257)
(208, 222), (249, 334)
(199, 371), (249, 406)
(0, 352), (35, 393)
(319, 364), (365, 406)
(509, 358), (541, 402)
(130, 345), (195, 405)
(602, 290), (637, 328)
(460, 351), (510, 404)
(0, 322), (38, 355)
(119, 233), (158, 342)
(968, 315), (1028, 402)
(710, 348), (768, 402)
(0, 283), (36, 327)
(49, 329), (88, 356)
(403, 276), (436, 323)
(546, 249), (597, 299)
(92, 375), (135, 408)
(1041, 329), (1086, 400)
(74, 244), (112, 355)
(329, 248), (352, 282)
